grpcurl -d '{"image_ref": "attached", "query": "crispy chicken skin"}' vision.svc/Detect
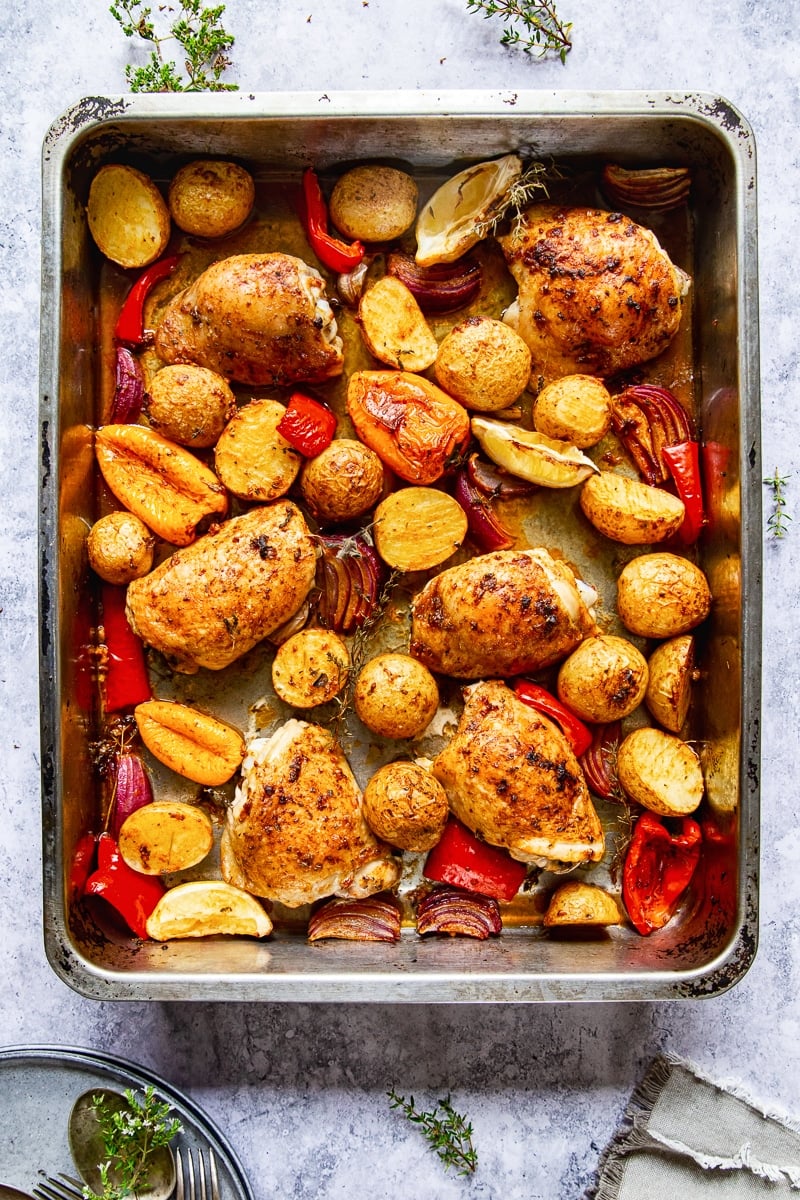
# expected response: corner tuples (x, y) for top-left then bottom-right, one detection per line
(499, 206), (689, 379)
(224, 720), (400, 907)
(433, 682), (605, 864)
(410, 548), (596, 679)
(154, 252), (344, 386)
(126, 502), (316, 673)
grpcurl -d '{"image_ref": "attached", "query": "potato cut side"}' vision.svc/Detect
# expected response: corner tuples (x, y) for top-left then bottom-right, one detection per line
(374, 486), (468, 571)
(645, 636), (696, 733)
(617, 727), (704, 815)
(88, 164), (171, 268)
(543, 881), (622, 927)
(472, 416), (599, 488)
(580, 472), (685, 545)
(358, 276), (438, 371)
(146, 881), (273, 940)
(271, 628), (350, 708)
(135, 699), (244, 785)
(214, 398), (301, 501)
(119, 801), (214, 875)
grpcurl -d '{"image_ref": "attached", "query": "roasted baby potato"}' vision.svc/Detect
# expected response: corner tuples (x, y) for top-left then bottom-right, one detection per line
(362, 761), (449, 852)
(580, 472), (685, 544)
(146, 881), (273, 940)
(358, 276), (438, 371)
(617, 552), (712, 637)
(557, 635), (648, 722)
(533, 375), (612, 449)
(271, 628), (350, 708)
(299, 437), (385, 524)
(119, 801), (214, 875)
(543, 881), (621, 927)
(617, 726), (704, 815)
(645, 635), (696, 733)
(373, 486), (468, 572)
(87, 164), (171, 268)
(87, 511), (155, 585)
(434, 316), (532, 412)
(329, 165), (418, 242)
(214, 398), (301, 501)
(354, 653), (439, 739)
(144, 364), (236, 448)
(135, 700), (245, 786)
(168, 159), (255, 238)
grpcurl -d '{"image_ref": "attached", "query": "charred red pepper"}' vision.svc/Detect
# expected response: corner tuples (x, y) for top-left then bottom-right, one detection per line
(114, 253), (182, 345)
(100, 584), (152, 713)
(663, 440), (705, 544)
(277, 391), (338, 458)
(513, 680), (593, 758)
(622, 811), (702, 936)
(69, 832), (99, 902)
(423, 817), (527, 902)
(301, 168), (365, 274)
(84, 832), (165, 939)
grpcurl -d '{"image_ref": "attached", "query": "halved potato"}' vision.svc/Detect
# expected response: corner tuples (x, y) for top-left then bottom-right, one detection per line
(119, 801), (214, 875)
(146, 881), (272, 940)
(580, 472), (685, 544)
(214, 398), (301, 501)
(645, 635), (696, 732)
(135, 700), (244, 786)
(373, 486), (468, 571)
(543, 881), (621, 927)
(557, 635), (648, 722)
(617, 553), (712, 638)
(617, 727), (704, 815)
(354, 653), (439, 739)
(271, 628), (350, 708)
(168, 159), (255, 238)
(533, 375), (612, 448)
(88, 164), (171, 268)
(358, 276), (438, 371)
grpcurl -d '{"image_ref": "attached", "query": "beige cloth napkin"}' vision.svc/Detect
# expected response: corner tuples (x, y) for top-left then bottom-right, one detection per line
(588, 1055), (800, 1198)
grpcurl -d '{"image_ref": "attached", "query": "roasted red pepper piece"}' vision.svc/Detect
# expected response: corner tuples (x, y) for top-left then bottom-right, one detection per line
(277, 391), (338, 457)
(301, 168), (365, 274)
(84, 832), (165, 939)
(100, 584), (152, 713)
(622, 811), (702, 935)
(114, 253), (182, 345)
(423, 817), (527, 902)
(663, 440), (705, 544)
(69, 832), (99, 902)
(513, 680), (593, 757)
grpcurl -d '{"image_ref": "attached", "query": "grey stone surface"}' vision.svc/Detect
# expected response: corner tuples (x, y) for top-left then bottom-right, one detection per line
(0, 1), (796, 1196)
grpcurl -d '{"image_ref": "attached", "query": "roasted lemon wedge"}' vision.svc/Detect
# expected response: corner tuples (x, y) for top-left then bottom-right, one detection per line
(146, 880), (273, 940)
(471, 416), (599, 488)
(415, 154), (523, 266)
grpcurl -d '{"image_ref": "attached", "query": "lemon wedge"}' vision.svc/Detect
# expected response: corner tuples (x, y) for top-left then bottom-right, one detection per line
(471, 416), (599, 488)
(415, 154), (523, 267)
(146, 880), (273, 940)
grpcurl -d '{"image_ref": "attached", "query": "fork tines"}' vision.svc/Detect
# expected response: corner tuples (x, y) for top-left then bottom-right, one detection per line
(33, 1175), (86, 1200)
(176, 1145), (221, 1200)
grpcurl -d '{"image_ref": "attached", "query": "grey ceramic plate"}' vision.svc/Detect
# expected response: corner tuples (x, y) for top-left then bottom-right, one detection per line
(0, 1045), (253, 1199)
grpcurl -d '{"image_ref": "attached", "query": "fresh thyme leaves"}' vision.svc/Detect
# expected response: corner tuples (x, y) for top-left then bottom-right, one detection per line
(466, 0), (573, 63)
(109, 0), (238, 92)
(388, 1088), (478, 1176)
(81, 1086), (183, 1200)
(764, 467), (792, 539)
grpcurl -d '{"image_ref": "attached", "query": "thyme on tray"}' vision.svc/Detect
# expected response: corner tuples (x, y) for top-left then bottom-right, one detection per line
(109, 0), (238, 92)
(388, 1088), (478, 1176)
(81, 1086), (183, 1200)
(466, 0), (573, 62)
(764, 467), (792, 539)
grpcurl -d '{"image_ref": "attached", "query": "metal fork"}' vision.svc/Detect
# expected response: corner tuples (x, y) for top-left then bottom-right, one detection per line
(175, 1147), (220, 1200)
(32, 1175), (85, 1200)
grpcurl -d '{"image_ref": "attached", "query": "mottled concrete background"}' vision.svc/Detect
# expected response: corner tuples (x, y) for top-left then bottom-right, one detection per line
(1, 2), (796, 1197)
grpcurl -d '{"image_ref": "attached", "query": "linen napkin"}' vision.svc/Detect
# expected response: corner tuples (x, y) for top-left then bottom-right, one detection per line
(588, 1054), (800, 1198)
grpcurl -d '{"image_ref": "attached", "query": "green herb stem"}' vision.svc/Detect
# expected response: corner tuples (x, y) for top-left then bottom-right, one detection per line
(466, 0), (573, 62)
(388, 1088), (478, 1176)
(764, 467), (792, 539)
(109, 0), (238, 92)
(82, 1087), (182, 1200)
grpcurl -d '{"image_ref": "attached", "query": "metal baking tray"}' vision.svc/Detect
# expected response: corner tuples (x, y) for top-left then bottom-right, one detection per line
(39, 91), (761, 1002)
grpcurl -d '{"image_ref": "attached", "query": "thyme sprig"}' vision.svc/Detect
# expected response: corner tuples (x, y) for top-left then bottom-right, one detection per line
(764, 467), (792, 539)
(81, 1086), (182, 1200)
(109, 0), (238, 92)
(388, 1088), (478, 1176)
(466, 0), (573, 62)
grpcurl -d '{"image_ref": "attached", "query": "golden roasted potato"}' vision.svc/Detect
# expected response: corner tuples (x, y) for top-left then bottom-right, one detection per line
(330, 165), (418, 242)
(87, 164), (171, 268)
(214, 398), (301, 501)
(543, 881), (621, 927)
(146, 881), (272, 940)
(434, 316), (532, 412)
(362, 761), (449, 851)
(580, 472), (685, 544)
(144, 365), (236, 448)
(557, 635), (648, 722)
(374, 486), (468, 572)
(271, 628), (350, 708)
(135, 700), (245, 786)
(354, 653), (439, 739)
(168, 159), (255, 238)
(119, 801), (214, 875)
(358, 276), (438, 371)
(645, 635), (696, 733)
(617, 552), (712, 638)
(617, 726), (704, 815)
(87, 511), (155, 584)
(299, 438), (385, 524)
(533, 375), (612, 448)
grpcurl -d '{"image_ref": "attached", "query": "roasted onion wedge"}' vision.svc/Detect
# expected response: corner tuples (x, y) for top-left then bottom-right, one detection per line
(308, 894), (402, 943)
(416, 886), (502, 939)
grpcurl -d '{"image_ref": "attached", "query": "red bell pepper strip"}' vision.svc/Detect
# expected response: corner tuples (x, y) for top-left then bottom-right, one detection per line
(100, 584), (152, 713)
(69, 831), (98, 903)
(513, 680), (593, 758)
(114, 253), (182, 345)
(663, 440), (705, 544)
(423, 817), (528, 902)
(84, 832), (165, 939)
(623, 811), (702, 935)
(277, 391), (338, 458)
(301, 168), (365, 274)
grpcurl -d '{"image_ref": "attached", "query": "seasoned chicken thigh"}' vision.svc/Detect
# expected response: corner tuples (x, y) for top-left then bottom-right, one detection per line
(155, 252), (344, 386)
(224, 720), (400, 907)
(410, 548), (596, 679)
(433, 681), (604, 864)
(499, 206), (689, 379)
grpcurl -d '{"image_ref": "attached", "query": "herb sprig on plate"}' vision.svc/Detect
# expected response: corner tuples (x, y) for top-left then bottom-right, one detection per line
(81, 1086), (182, 1200)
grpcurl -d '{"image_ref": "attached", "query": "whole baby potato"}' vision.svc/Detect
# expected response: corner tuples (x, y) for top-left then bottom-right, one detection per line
(557, 634), (648, 722)
(617, 553), (712, 638)
(434, 316), (532, 412)
(354, 653), (439, 739)
(580, 472), (685, 545)
(362, 761), (449, 852)
(144, 364), (237, 448)
(299, 437), (385, 523)
(329, 165), (418, 242)
(168, 159), (255, 238)
(533, 374), (612, 448)
(617, 726), (704, 816)
(645, 635), (696, 733)
(87, 510), (155, 584)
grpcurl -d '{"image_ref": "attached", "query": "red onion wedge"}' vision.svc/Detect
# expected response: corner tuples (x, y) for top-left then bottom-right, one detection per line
(108, 751), (153, 840)
(386, 251), (482, 313)
(466, 452), (539, 501)
(111, 346), (145, 424)
(416, 886), (502, 939)
(579, 721), (622, 801)
(611, 386), (694, 486)
(453, 469), (514, 553)
(314, 534), (384, 635)
(308, 893), (401, 942)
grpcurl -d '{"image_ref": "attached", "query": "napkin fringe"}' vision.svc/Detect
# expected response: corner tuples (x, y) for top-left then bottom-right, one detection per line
(664, 1052), (800, 1135)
